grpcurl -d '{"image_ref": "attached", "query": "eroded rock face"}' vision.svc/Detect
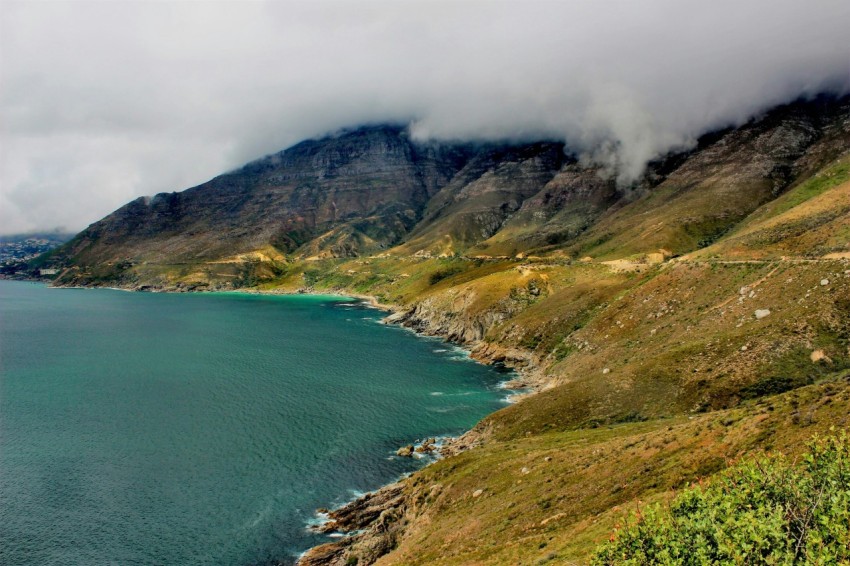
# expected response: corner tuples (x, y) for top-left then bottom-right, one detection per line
(300, 483), (408, 566)
(401, 143), (569, 253)
(474, 163), (620, 254)
(55, 126), (475, 269)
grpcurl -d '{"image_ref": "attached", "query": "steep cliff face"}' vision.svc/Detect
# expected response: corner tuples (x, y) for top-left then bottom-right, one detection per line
(472, 163), (620, 256)
(398, 143), (569, 255)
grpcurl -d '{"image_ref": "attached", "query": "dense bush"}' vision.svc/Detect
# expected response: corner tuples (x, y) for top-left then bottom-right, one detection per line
(428, 265), (465, 285)
(592, 431), (850, 565)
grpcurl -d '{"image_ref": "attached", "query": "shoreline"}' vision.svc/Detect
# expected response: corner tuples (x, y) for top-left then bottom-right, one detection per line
(269, 288), (539, 564)
(41, 279), (541, 564)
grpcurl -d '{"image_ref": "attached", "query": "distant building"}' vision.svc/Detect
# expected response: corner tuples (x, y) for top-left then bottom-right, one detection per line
(39, 268), (59, 276)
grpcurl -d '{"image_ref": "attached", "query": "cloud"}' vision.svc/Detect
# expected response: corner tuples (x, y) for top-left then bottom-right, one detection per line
(2, 0), (849, 233)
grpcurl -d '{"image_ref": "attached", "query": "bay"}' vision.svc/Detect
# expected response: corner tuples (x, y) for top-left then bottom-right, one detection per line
(0, 281), (510, 565)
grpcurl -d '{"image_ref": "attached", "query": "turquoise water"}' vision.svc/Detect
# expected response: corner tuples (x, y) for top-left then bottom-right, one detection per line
(0, 281), (511, 565)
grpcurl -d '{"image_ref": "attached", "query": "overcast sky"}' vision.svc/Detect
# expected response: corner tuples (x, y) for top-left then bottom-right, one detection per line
(2, 0), (849, 234)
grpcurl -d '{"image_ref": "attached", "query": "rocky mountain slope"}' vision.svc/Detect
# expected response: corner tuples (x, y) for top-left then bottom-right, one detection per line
(50, 125), (472, 276)
(42, 95), (850, 290)
(33, 93), (850, 565)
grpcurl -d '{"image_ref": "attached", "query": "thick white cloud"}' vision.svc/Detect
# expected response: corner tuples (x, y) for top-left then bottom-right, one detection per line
(2, 0), (848, 233)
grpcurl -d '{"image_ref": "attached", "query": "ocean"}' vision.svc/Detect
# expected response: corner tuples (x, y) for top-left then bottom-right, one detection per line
(0, 281), (511, 565)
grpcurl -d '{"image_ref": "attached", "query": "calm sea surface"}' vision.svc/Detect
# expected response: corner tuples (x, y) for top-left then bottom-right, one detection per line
(0, 281), (510, 565)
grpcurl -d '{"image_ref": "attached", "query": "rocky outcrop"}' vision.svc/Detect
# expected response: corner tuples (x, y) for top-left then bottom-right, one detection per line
(300, 483), (408, 566)
(474, 162), (620, 255)
(384, 288), (544, 384)
(400, 143), (568, 254)
(395, 444), (414, 457)
(384, 297), (503, 344)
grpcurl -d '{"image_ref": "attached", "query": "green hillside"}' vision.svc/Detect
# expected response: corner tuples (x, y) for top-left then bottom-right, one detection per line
(28, 94), (850, 565)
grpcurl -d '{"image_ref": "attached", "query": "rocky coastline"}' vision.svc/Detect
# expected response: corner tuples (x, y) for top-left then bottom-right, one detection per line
(293, 291), (541, 565)
(47, 278), (541, 566)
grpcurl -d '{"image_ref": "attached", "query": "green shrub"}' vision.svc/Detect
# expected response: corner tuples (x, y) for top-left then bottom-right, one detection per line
(428, 265), (464, 285)
(592, 431), (850, 565)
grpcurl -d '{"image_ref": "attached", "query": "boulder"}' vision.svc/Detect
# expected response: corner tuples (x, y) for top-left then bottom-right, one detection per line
(810, 350), (832, 364)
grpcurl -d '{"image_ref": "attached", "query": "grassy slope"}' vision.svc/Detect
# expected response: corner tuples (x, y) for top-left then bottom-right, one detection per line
(485, 258), (849, 433)
(49, 144), (850, 564)
(285, 155), (850, 565)
(378, 374), (850, 565)
(691, 156), (850, 259)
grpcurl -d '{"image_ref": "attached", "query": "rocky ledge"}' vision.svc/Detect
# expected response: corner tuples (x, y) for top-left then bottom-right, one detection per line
(299, 483), (408, 566)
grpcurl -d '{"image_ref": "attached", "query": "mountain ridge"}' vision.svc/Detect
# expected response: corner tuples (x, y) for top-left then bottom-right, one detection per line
(27, 93), (847, 291)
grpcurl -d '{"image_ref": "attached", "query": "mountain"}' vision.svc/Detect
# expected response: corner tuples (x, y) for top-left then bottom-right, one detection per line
(34, 94), (850, 565)
(49, 125), (469, 277)
(42, 95), (850, 290)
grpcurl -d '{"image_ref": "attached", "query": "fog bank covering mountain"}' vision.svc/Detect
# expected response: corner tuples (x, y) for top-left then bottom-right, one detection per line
(2, 0), (848, 233)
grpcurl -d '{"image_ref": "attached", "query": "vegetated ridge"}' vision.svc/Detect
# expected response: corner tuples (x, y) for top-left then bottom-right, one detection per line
(27, 94), (850, 565)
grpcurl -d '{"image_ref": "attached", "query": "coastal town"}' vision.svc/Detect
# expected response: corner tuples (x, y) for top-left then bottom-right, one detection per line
(0, 234), (69, 266)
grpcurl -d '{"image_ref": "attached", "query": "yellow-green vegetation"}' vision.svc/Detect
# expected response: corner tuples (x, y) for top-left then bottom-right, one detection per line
(592, 431), (850, 565)
(693, 157), (850, 259)
(371, 377), (850, 565)
(565, 177), (774, 260)
(766, 156), (850, 218)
